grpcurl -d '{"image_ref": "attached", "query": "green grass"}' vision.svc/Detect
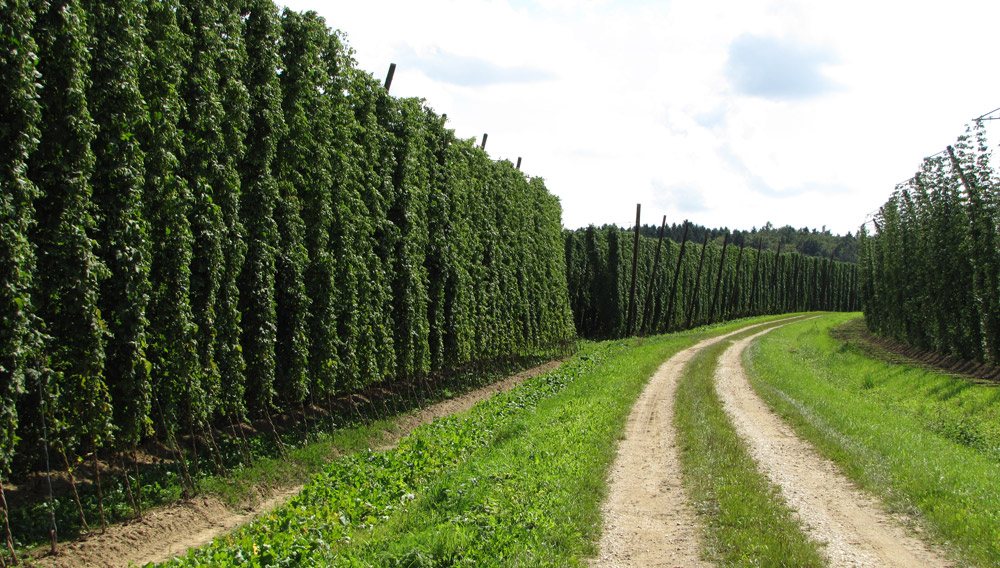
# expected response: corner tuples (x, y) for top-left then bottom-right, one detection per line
(153, 314), (797, 567)
(747, 313), (1000, 567)
(197, 420), (391, 508)
(674, 320), (827, 567)
(12, 351), (568, 555)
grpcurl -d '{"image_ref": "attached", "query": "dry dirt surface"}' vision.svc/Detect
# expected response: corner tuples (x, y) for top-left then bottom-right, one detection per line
(26, 359), (564, 568)
(715, 324), (953, 568)
(592, 317), (804, 568)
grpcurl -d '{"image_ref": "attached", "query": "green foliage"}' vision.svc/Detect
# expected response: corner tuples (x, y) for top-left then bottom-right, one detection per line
(635, 221), (860, 263)
(27, 0), (112, 452)
(565, 225), (859, 339)
(0, 0), (42, 474)
(278, 8), (337, 400)
(5, 0), (573, 505)
(860, 125), (1000, 364)
(141, 0), (198, 443)
(239, 0), (286, 412)
(175, 0), (226, 426)
(82, 0), (152, 449)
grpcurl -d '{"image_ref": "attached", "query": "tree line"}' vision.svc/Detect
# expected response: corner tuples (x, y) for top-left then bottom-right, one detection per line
(566, 224), (859, 339)
(859, 123), (1000, 365)
(633, 222), (859, 264)
(0, 0), (575, 486)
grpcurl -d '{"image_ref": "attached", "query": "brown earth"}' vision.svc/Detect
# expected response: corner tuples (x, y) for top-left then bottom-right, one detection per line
(24, 359), (564, 568)
(716, 323), (953, 567)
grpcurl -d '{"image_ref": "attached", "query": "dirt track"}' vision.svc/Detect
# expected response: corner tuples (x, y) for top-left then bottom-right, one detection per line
(27, 359), (563, 568)
(716, 325), (952, 567)
(595, 317), (952, 567)
(593, 319), (800, 567)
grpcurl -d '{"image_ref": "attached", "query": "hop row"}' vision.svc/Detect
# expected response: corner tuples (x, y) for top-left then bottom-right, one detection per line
(565, 224), (859, 339)
(859, 124), (1000, 365)
(0, 0), (574, 474)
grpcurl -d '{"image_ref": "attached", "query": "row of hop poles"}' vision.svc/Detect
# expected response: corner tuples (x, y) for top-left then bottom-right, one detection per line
(383, 63), (522, 171)
(624, 204), (781, 338)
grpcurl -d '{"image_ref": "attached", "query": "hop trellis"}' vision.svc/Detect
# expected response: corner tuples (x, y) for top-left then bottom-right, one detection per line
(860, 122), (1000, 365)
(0, 0), (574, 522)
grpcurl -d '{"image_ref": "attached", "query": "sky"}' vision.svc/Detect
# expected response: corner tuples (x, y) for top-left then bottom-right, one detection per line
(279, 0), (1000, 235)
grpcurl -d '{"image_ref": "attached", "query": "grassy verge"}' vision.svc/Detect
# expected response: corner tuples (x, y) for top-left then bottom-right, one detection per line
(746, 313), (1000, 566)
(153, 315), (794, 567)
(12, 350), (566, 555)
(674, 320), (827, 567)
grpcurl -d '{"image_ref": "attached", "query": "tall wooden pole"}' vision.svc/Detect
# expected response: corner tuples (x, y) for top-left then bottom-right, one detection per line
(640, 215), (667, 334)
(725, 242), (746, 319)
(707, 231), (730, 323)
(665, 221), (689, 332)
(626, 204), (642, 336)
(747, 237), (764, 316)
(686, 231), (711, 328)
(383, 63), (396, 91)
(768, 241), (783, 313)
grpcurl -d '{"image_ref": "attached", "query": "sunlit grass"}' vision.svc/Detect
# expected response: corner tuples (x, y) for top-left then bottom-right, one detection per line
(674, 322), (826, 567)
(747, 313), (1000, 566)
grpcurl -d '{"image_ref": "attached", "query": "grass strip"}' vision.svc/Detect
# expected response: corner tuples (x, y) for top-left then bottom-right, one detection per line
(331, 316), (798, 567)
(747, 313), (1000, 566)
(154, 315), (793, 567)
(674, 323), (827, 567)
(12, 348), (568, 555)
(153, 341), (617, 567)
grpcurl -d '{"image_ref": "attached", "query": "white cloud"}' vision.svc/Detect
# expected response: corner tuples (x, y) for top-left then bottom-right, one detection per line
(280, 0), (1000, 235)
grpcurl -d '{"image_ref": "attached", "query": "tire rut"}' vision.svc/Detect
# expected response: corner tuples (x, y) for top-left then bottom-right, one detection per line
(715, 323), (953, 568)
(593, 317), (803, 568)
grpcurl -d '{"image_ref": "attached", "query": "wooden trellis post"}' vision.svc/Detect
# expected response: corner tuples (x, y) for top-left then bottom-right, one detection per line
(625, 204), (641, 336)
(707, 231), (730, 323)
(665, 221), (690, 332)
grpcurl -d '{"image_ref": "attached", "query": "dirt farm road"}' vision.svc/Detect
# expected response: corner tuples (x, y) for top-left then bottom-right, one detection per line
(594, 317), (953, 567)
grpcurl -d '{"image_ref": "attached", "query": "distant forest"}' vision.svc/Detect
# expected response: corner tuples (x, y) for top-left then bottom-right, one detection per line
(592, 221), (859, 264)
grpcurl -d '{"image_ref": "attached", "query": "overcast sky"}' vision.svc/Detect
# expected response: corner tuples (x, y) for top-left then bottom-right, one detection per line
(280, 0), (1000, 235)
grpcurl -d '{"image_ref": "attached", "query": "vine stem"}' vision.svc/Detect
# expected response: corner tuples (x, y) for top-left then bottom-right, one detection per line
(0, 477), (19, 565)
(263, 405), (287, 458)
(58, 443), (89, 533)
(131, 445), (143, 519)
(36, 373), (57, 554)
(116, 450), (138, 519)
(152, 394), (195, 498)
(92, 441), (106, 532)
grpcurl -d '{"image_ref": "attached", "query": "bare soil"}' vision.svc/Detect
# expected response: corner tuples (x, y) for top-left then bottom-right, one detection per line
(592, 319), (802, 568)
(24, 359), (563, 568)
(715, 324), (953, 567)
